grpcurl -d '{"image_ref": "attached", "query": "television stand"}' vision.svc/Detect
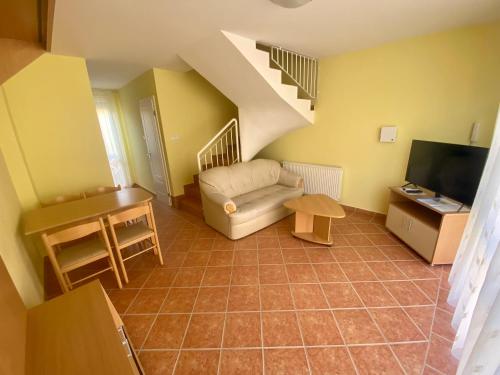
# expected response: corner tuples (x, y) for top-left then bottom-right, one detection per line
(385, 187), (469, 265)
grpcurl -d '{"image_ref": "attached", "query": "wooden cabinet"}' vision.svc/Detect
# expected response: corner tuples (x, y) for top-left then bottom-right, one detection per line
(0, 257), (143, 375)
(386, 187), (469, 265)
(25, 281), (144, 375)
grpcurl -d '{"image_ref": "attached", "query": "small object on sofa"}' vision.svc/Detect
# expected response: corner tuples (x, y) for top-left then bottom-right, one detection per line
(199, 159), (304, 239)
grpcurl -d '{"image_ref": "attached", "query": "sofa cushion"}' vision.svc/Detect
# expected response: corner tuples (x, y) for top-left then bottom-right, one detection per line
(229, 184), (303, 225)
(199, 159), (281, 198)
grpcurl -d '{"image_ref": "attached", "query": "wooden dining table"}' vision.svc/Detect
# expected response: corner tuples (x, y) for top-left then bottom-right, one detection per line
(23, 188), (153, 236)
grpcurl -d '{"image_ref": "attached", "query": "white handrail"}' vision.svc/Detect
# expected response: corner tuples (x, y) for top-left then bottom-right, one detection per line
(270, 46), (318, 100)
(197, 118), (240, 172)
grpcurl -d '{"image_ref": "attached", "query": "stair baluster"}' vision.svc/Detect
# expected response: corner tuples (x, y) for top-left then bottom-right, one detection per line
(268, 46), (318, 102)
(197, 118), (240, 172)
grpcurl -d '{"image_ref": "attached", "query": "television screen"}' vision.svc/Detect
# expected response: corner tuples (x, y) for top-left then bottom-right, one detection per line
(405, 140), (489, 206)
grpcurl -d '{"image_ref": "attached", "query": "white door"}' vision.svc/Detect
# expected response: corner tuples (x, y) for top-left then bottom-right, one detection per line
(139, 96), (171, 205)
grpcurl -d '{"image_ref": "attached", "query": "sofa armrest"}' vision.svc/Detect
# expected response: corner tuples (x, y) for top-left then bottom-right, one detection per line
(200, 183), (237, 214)
(278, 168), (304, 188)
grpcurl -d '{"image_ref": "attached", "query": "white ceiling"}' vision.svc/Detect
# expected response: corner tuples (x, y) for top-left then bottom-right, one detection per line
(52, 0), (500, 89)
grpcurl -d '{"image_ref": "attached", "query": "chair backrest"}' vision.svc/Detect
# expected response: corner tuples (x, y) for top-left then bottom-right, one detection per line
(107, 203), (151, 226)
(83, 185), (121, 198)
(43, 219), (103, 247)
(41, 193), (83, 207)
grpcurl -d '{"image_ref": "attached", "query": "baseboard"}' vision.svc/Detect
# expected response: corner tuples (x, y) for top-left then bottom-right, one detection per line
(340, 204), (387, 224)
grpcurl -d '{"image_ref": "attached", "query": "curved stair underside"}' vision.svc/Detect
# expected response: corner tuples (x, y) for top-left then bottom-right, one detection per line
(180, 30), (314, 161)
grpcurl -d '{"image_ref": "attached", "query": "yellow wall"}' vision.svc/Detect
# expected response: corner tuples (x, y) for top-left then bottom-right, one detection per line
(153, 68), (237, 196)
(2, 53), (113, 203)
(117, 70), (157, 192)
(0, 53), (115, 303)
(259, 21), (500, 213)
(0, 151), (43, 307)
(0, 88), (38, 210)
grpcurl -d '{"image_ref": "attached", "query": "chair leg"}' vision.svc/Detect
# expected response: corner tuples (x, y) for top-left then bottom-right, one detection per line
(147, 203), (164, 266)
(53, 266), (68, 293)
(44, 247), (69, 293)
(42, 233), (68, 293)
(151, 238), (158, 255)
(115, 247), (129, 284)
(108, 254), (123, 289)
(63, 273), (73, 290)
(151, 233), (163, 266)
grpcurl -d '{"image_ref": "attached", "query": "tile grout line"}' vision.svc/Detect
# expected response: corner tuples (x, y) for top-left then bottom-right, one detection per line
(425, 364), (448, 375)
(308, 246), (361, 375)
(420, 266), (446, 375)
(215, 255), (234, 375)
(342, 262), (409, 375)
(120, 304), (437, 316)
(170, 259), (209, 375)
(279, 246), (313, 375)
(123, 226), (184, 362)
(256, 247), (266, 375)
(136, 224), (185, 368)
(368, 257), (437, 374)
(369, 256), (432, 344)
(133, 266), (169, 352)
(117, 209), (452, 374)
(385, 250), (438, 343)
(138, 340), (430, 351)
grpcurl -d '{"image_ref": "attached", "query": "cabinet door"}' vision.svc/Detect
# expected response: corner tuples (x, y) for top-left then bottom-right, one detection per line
(386, 204), (409, 241)
(405, 218), (438, 262)
(386, 204), (438, 263)
(385, 204), (411, 243)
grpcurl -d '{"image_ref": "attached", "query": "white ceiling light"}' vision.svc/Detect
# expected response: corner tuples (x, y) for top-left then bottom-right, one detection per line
(270, 0), (312, 8)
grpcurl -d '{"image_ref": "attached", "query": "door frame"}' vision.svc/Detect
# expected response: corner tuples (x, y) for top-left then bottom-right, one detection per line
(139, 96), (172, 206)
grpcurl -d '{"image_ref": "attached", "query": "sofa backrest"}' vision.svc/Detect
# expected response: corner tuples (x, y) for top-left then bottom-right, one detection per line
(199, 159), (281, 198)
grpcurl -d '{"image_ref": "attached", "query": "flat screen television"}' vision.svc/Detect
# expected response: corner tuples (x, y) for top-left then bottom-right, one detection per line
(405, 140), (489, 206)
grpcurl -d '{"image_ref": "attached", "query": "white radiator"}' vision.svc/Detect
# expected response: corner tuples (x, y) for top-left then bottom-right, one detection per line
(282, 161), (343, 200)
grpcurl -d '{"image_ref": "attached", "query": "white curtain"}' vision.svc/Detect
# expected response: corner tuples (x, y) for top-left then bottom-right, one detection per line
(448, 105), (500, 375)
(93, 90), (131, 188)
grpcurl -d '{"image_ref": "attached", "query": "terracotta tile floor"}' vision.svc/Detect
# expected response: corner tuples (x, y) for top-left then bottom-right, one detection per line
(48, 202), (460, 374)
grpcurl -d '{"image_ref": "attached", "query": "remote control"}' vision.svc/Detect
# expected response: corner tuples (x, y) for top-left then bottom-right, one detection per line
(404, 188), (423, 194)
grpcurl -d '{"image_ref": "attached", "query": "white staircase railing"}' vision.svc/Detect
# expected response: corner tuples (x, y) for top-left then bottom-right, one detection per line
(270, 46), (318, 100)
(197, 118), (240, 172)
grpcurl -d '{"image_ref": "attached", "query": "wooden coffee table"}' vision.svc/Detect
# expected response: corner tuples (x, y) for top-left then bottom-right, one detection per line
(284, 194), (345, 245)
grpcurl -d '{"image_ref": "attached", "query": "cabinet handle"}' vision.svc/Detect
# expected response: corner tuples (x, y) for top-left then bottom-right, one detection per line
(408, 219), (412, 231)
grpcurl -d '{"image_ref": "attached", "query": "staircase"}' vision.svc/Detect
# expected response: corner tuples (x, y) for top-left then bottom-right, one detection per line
(180, 30), (317, 161)
(178, 174), (204, 218)
(197, 118), (240, 171)
(176, 31), (318, 219)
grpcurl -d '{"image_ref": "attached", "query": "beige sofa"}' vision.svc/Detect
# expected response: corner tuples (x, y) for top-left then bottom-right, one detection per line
(199, 159), (304, 239)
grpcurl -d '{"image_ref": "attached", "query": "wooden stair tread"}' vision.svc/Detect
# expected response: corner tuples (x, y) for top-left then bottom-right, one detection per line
(178, 196), (203, 218)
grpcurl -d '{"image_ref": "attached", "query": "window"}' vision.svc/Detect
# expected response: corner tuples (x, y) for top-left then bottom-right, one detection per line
(93, 90), (131, 187)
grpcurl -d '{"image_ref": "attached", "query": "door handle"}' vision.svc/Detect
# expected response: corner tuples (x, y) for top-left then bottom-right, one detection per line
(147, 152), (152, 159)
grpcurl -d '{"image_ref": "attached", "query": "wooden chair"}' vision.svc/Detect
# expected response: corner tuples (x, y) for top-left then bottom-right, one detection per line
(107, 202), (163, 283)
(84, 185), (121, 198)
(41, 193), (84, 207)
(41, 218), (122, 293)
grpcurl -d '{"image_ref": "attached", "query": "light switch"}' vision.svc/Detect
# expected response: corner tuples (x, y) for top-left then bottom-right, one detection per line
(380, 126), (397, 143)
